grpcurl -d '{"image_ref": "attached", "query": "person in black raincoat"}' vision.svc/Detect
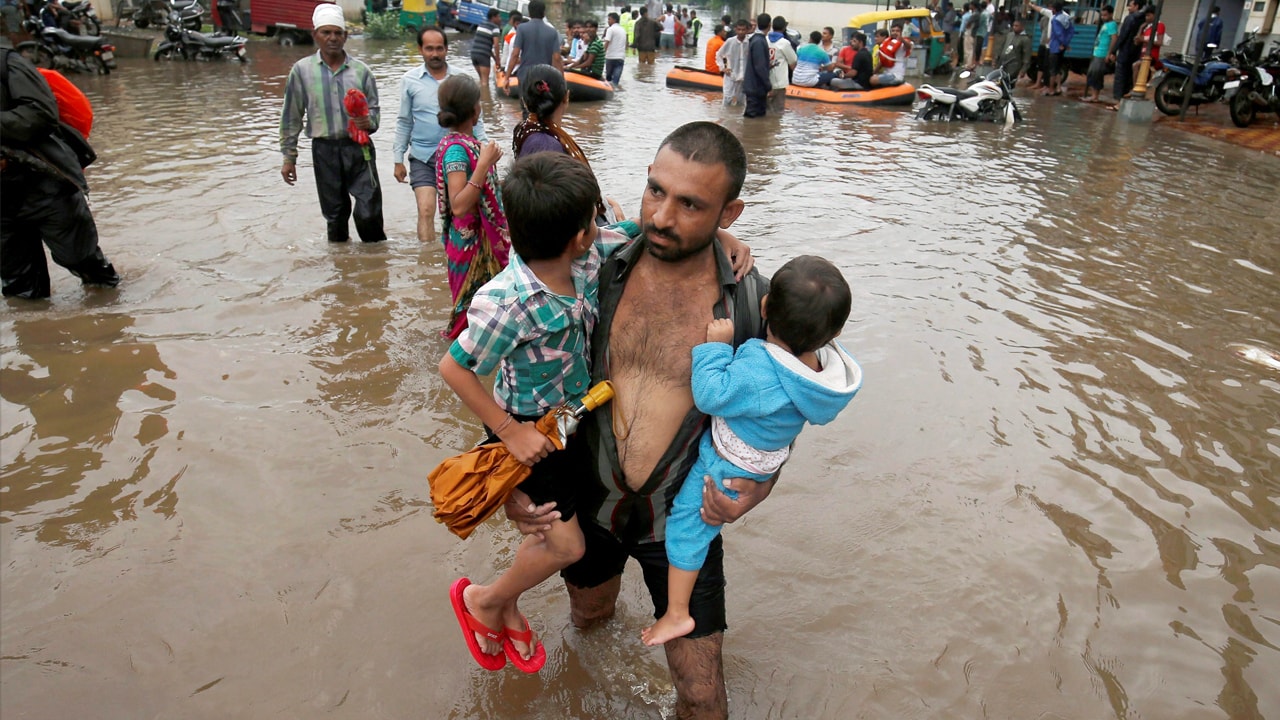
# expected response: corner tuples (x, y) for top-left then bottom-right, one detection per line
(1, 38), (119, 299)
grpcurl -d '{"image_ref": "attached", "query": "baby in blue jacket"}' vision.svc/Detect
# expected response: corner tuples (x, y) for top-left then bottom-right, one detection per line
(642, 255), (863, 646)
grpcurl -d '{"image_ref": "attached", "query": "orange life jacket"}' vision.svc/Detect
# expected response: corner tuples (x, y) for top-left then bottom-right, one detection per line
(879, 37), (909, 68)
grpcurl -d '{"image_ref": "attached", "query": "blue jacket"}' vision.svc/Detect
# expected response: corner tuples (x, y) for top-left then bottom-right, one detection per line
(691, 338), (862, 451)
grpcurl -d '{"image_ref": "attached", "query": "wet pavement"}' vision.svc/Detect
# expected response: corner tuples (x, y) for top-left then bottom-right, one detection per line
(2, 33), (1279, 720)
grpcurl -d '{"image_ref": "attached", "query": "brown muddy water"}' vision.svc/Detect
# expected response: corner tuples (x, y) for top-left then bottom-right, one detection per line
(1, 32), (1278, 720)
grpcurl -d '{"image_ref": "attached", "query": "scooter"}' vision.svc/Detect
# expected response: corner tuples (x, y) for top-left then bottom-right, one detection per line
(916, 68), (1022, 125)
(153, 7), (247, 60)
(15, 16), (116, 74)
(1224, 38), (1280, 127)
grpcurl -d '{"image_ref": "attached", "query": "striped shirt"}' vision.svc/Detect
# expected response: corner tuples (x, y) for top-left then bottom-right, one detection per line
(448, 223), (636, 417)
(279, 51), (380, 163)
(581, 238), (769, 544)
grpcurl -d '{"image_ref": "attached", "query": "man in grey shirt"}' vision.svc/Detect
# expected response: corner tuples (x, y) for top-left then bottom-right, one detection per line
(503, 0), (562, 96)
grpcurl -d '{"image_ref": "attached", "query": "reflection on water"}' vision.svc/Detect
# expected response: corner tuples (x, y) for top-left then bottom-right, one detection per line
(1, 33), (1278, 720)
(1, 313), (179, 549)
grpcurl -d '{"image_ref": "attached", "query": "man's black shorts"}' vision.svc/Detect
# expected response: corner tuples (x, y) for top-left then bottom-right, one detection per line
(561, 518), (728, 638)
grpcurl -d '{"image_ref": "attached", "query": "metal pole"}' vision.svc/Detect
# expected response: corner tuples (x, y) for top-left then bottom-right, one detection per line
(1178, 43), (1201, 119)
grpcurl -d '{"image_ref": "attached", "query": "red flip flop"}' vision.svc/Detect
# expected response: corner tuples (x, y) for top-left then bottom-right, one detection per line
(449, 578), (506, 671)
(503, 615), (547, 673)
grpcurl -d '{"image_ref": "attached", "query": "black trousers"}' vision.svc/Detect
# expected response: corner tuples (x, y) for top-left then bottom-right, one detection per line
(1, 171), (119, 299)
(311, 138), (385, 243)
(1113, 50), (1136, 100)
(743, 89), (768, 118)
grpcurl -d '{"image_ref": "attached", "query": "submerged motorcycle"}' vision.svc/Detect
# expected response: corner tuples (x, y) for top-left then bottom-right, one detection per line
(916, 69), (1022, 125)
(1225, 37), (1280, 127)
(153, 7), (247, 61)
(15, 16), (116, 74)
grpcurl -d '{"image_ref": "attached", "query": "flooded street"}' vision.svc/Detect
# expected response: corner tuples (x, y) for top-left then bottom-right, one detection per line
(2, 33), (1279, 719)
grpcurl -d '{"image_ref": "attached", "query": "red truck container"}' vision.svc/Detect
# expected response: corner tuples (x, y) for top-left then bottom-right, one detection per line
(250, 0), (330, 43)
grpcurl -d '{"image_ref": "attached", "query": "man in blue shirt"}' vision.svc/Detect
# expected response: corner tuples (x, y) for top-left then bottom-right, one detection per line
(1197, 5), (1223, 58)
(392, 26), (488, 245)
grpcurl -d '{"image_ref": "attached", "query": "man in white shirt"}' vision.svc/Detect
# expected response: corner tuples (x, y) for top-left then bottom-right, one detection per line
(716, 19), (749, 106)
(603, 11), (627, 88)
(660, 4), (676, 48)
(767, 15), (797, 112)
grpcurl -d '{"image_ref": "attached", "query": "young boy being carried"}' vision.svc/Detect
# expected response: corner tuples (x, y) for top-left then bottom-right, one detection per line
(440, 153), (753, 672)
(642, 255), (863, 646)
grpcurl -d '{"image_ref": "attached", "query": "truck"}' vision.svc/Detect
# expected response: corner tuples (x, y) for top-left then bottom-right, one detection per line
(249, 0), (434, 42)
(436, 0), (526, 32)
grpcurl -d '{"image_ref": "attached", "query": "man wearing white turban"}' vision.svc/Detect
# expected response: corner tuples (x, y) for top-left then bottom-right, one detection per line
(279, 2), (386, 242)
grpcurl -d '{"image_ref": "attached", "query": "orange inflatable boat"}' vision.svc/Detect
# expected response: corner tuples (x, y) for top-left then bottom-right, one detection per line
(665, 65), (915, 106)
(496, 70), (614, 102)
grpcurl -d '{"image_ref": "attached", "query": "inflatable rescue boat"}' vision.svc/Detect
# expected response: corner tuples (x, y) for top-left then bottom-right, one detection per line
(664, 66), (915, 106)
(496, 70), (615, 102)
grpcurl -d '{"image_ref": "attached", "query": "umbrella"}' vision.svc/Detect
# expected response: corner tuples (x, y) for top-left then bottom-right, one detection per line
(428, 381), (615, 539)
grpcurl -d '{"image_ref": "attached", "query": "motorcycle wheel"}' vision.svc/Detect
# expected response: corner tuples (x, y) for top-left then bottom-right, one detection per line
(1229, 90), (1256, 128)
(917, 103), (951, 121)
(154, 46), (184, 60)
(16, 42), (56, 70)
(1154, 74), (1186, 116)
(96, 54), (111, 74)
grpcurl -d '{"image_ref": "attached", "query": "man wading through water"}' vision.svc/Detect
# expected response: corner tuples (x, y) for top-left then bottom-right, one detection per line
(505, 121), (775, 719)
(279, 3), (386, 243)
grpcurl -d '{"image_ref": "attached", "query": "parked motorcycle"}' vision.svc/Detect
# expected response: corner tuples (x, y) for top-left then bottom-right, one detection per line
(1152, 41), (1242, 116)
(916, 69), (1022, 125)
(61, 0), (102, 35)
(1225, 40), (1280, 127)
(131, 0), (202, 29)
(15, 15), (116, 74)
(153, 7), (246, 60)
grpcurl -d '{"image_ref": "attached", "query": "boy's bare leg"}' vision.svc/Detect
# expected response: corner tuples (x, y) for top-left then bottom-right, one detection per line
(465, 516), (585, 659)
(641, 566), (698, 645)
(667, 633), (727, 720)
(413, 185), (437, 244)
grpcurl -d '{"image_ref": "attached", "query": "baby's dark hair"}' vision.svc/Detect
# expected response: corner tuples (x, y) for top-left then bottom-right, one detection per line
(501, 153), (599, 261)
(766, 256), (851, 354)
(520, 64), (567, 120)
(436, 74), (480, 128)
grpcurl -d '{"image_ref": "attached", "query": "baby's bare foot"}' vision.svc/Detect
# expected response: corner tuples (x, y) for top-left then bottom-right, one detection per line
(641, 613), (696, 646)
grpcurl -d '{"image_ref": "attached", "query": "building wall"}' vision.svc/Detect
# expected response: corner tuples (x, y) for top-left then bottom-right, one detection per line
(749, 0), (879, 34)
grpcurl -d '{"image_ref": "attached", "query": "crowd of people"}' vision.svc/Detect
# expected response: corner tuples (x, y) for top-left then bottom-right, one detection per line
(276, 4), (864, 717)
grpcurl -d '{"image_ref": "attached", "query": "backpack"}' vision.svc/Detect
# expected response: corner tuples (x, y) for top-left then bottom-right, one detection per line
(0, 47), (96, 168)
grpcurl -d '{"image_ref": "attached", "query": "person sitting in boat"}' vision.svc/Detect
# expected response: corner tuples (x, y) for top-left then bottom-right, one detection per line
(565, 18), (605, 79)
(833, 31), (903, 90)
(511, 65), (624, 224)
(881, 22), (913, 82)
(792, 30), (838, 88)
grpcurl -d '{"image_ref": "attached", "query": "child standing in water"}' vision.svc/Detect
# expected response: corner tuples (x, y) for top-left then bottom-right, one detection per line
(641, 255), (863, 646)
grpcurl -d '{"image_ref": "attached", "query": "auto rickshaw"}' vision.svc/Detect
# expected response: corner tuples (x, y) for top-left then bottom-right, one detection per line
(848, 7), (950, 76)
(398, 0), (436, 33)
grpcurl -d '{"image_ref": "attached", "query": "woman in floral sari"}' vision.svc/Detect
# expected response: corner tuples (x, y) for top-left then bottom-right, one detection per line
(435, 74), (511, 339)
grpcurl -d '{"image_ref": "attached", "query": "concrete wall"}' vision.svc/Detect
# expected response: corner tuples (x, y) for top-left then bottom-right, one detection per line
(750, 1), (878, 33)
